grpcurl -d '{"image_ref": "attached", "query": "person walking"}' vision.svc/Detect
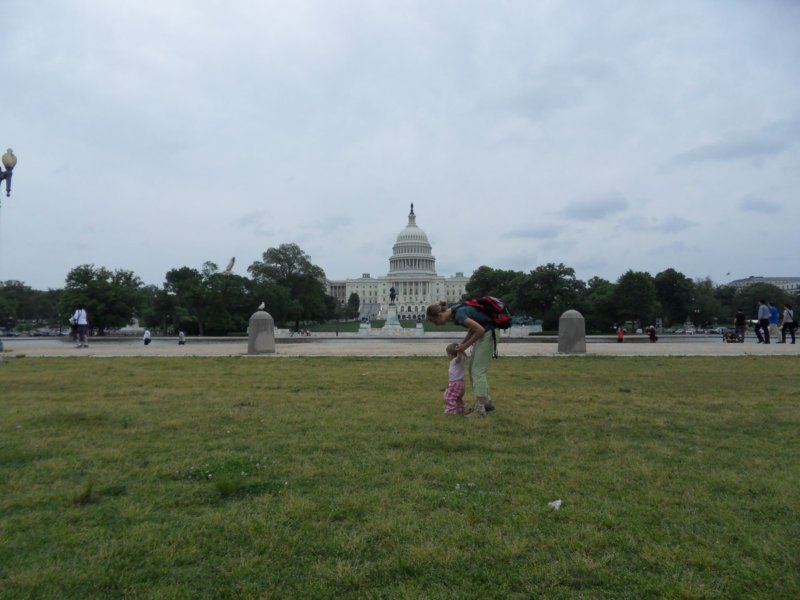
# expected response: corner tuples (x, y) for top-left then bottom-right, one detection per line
(143, 329), (152, 345)
(778, 303), (796, 344)
(734, 310), (746, 343)
(72, 304), (89, 348)
(755, 300), (770, 344)
(768, 302), (780, 340)
(426, 301), (496, 418)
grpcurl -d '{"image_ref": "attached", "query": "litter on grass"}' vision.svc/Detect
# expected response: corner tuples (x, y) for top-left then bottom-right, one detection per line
(548, 499), (562, 510)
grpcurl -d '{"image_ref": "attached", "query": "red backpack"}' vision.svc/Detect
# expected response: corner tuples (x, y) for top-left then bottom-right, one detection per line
(461, 296), (513, 358)
(462, 296), (512, 330)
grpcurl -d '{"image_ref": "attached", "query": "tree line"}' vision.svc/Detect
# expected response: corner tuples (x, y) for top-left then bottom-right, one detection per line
(1, 244), (355, 335)
(466, 264), (796, 332)
(1, 245), (796, 334)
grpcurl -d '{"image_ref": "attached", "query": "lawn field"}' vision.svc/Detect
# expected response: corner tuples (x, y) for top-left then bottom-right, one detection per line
(1, 356), (799, 599)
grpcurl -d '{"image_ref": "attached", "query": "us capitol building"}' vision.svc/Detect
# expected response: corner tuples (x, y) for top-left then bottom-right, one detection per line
(326, 204), (469, 320)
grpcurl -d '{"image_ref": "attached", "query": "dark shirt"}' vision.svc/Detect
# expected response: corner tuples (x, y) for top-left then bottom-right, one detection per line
(453, 305), (494, 331)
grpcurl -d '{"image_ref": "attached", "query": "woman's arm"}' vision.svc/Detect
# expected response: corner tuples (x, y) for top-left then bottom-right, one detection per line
(456, 317), (485, 352)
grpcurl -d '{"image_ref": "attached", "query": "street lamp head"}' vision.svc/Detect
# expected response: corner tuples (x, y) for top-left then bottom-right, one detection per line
(1, 149), (16, 170)
(1, 148), (16, 198)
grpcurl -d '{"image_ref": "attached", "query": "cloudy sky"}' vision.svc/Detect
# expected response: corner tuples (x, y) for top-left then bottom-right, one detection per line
(2, 0), (799, 291)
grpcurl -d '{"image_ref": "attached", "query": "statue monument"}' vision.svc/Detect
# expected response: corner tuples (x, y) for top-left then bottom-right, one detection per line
(382, 286), (403, 332)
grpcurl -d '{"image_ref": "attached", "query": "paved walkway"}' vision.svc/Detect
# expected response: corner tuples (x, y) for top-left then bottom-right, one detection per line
(3, 335), (798, 358)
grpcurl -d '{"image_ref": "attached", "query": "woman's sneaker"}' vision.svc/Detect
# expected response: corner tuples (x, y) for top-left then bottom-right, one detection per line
(466, 403), (486, 418)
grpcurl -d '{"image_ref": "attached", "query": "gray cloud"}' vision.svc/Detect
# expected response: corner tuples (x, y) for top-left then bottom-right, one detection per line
(623, 216), (697, 233)
(506, 224), (564, 239)
(558, 196), (628, 221)
(673, 116), (800, 165)
(739, 195), (781, 213)
(3, 1), (800, 289)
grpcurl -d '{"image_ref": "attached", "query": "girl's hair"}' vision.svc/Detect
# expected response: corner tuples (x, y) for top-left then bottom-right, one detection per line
(426, 302), (448, 322)
(446, 343), (458, 357)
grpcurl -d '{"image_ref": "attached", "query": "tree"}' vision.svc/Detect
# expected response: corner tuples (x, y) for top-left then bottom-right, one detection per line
(613, 270), (657, 329)
(466, 266), (522, 300)
(654, 268), (694, 327)
(0, 281), (62, 326)
(346, 292), (361, 320)
(202, 272), (254, 335)
(691, 277), (726, 328)
(58, 265), (144, 334)
(511, 263), (585, 329)
(164, 267), (209, 335)
(580, 277), (617, 333)
(248, 243), (328, 330)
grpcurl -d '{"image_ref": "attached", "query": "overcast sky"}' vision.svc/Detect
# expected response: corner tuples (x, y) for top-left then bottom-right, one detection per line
(2, 0), (799, 291)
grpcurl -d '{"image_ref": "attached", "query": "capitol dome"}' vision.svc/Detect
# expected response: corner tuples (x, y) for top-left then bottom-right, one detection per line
(388, 204), (436, 276)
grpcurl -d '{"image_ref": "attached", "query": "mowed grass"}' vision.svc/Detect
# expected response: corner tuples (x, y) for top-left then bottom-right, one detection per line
(1, 356), (799, 599)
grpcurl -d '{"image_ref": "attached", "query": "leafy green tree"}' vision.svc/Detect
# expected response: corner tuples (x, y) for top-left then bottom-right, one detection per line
(466, 266), (523, 300)
(690, 278), (727, 328)
(0, 295), (14, 330)
(580, 277), (617, 333)
(0, 281), (62, 326)
(203, 272), (254, 335)
(58, 265), (144, 334)
(713, 285), (737, 321)
(346, 292), (361, 320)
(164, 266), (209, 335)
(613, 270), (657, 329)
(654, 268), (694, 327)
(512, 263), (585, 329)
(248, 243), (328, 330)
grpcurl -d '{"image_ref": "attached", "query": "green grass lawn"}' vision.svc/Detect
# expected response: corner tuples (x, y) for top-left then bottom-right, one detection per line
(2, 356), (799, 599)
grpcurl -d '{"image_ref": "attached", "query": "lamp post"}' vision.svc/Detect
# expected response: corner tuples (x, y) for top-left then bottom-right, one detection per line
(0, 148), (17, 203)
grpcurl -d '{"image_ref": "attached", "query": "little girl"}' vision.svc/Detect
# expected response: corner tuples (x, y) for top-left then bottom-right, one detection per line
(443, 343), (466, 415)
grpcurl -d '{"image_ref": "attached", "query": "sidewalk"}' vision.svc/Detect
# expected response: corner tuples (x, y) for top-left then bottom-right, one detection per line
(3, 337), (798, 358)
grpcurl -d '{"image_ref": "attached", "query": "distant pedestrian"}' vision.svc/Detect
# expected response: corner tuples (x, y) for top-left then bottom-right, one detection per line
(734, 310), (746, 343)
(443, 343), (466, 415)
(768, 302), (780, 340)
(143, 329), (152, 345)
(648, 326), (658, 343)
(178, 330), (186, 345)
(72, 304), (89, 348)
(778, 303), (796, 344)
(617, 326), (624, 343)
(755, 300), (770, 344)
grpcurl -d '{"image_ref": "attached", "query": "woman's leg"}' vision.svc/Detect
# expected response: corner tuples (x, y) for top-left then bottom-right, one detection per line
(468, 331), (494, 414)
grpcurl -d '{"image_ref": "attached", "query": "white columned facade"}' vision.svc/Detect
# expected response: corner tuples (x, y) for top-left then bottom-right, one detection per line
(327, 204), (468, 320)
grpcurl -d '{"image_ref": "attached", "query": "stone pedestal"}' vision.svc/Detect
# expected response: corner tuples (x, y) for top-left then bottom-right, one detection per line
(382, 304), (403, 332)
(558, 309), (586, 354)
(358, 322), (372, 335)
(247, 310), (275, 354)
(414, 322), (425, 336)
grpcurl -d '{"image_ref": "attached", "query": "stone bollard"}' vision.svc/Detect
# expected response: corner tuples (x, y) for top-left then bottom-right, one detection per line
(247, 310), (275, 354)
(558, 309), (586, 354)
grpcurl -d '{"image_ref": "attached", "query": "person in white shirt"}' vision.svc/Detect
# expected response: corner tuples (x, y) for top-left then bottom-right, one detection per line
(143, 329), (152, 345)
(778, 303), (796, 344)
(72, 304), (89, 348)
(755, 300), (770, 344)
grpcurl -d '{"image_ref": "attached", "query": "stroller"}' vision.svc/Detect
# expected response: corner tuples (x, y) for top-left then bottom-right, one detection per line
(723, 328), (742, 343)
